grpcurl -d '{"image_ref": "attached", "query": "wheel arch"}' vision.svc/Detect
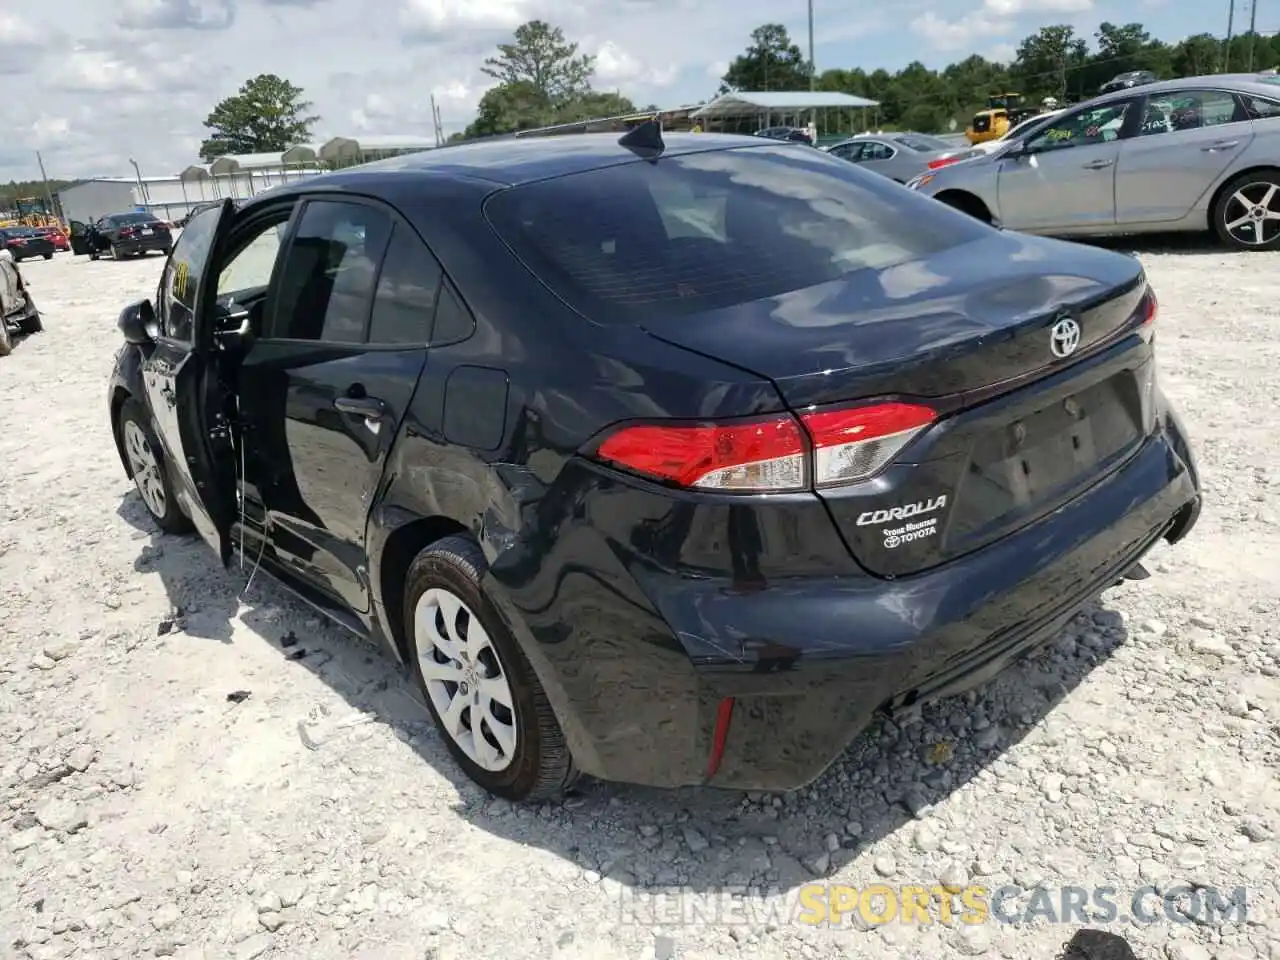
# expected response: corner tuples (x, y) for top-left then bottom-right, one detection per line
(933, 189), (994, 222)
(377, 514), (471, 662)
(110, 386), (134, 478)
(1205, 164), (1280, 231)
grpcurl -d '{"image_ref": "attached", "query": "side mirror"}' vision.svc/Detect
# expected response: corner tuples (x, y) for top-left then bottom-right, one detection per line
(118, 299), (158, 345)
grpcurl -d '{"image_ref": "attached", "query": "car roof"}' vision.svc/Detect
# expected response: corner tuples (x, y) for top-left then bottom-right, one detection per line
(247, 132), (782, 200)
(1092, 73), (1280, 103)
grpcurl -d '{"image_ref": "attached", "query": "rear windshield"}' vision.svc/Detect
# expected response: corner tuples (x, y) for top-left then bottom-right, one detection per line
(110, 213), (155, 225)
(895, 135), (950, 152)
(484, 143), (990, 321)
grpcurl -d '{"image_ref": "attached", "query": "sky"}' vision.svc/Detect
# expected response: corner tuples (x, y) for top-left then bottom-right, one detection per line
(0, 0), (1252, 183)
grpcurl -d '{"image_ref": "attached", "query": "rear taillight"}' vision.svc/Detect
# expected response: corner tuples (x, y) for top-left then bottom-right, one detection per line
(592, 401), (937, 493)
(595, 415), (807, 492)
(120, 227), (137, 238)
(927, 156), (960, 170)
(804, 402), (937, 488)
(1137, 287), (1157, 342)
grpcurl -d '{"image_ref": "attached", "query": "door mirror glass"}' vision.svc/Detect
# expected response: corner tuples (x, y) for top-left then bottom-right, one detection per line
(118, 299), (158, 344)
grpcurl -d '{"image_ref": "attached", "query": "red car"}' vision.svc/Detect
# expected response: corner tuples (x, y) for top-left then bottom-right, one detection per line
(36, 227), (70, 253)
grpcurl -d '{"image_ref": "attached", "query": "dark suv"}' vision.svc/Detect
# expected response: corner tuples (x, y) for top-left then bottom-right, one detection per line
(72, 212), (173, 260)
(106, 126), (1201, 801)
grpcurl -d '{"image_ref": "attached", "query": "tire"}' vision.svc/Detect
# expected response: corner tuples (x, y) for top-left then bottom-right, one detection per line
(42, 253), (52, 260)
(936, 191), (993, 223)
(89, 249), (99, 261)
(117, 397), (193, 535)
(0, 321), (11, 357)
(404, 535), (577, 802)
(1212, 169), (1280, 251)
(18, 312), (41, 335)
(110, 244), (121, 261)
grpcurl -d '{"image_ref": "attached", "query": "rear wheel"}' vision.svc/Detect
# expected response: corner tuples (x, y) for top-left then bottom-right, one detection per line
(1213, 170), (1280, 251)
(118, 398), (193, 534)
(42, 252), (52, 260)
(0, 321), (12, 357)
(18, 312), (41, 335)
(110, 244), (121, 261)
(404, 535), (577, 802)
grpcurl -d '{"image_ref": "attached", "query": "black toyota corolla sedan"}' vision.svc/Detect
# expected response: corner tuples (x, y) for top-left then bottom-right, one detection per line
(105, 124), (1201, 801)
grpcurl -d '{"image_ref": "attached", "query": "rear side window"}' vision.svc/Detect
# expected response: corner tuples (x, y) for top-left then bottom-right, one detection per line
(1243, 95), (1280, 119)
(484, 144), (990, 321)
(367, 224), (442, 345)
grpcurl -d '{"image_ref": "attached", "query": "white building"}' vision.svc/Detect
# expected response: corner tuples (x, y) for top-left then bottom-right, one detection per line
(55, 134), (438, 224)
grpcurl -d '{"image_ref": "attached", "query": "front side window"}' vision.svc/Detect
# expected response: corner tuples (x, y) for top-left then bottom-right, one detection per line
(1136, 90), (1244, 137)
(484, 143), (992, 322)
(270, 200), (393, 342)
(860, 142), (895, 161)
(1026, 102), (1133, 151)
(158, 205), (222, 342)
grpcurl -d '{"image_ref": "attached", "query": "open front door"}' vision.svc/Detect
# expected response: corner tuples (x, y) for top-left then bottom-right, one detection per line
(139, 199), (238, 565)
(68, 221), (89, 256)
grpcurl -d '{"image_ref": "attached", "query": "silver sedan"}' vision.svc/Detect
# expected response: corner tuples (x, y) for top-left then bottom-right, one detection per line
(907, 73), (1280, 250)
(823, 133), (964, 183)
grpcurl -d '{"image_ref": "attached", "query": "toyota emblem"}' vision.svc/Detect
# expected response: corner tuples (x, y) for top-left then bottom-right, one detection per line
(1049, 315), (1081, 359)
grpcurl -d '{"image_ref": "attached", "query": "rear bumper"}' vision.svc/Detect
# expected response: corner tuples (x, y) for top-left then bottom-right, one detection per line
(486, 407), (1200, 792)
(113, 237), (171, 254)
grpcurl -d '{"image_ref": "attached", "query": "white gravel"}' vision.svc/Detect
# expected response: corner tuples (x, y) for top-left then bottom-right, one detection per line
(2, 242), (1278, 960)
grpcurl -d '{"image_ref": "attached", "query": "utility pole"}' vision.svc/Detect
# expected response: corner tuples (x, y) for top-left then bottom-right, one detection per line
(1247, 0), (1258, 71)
(35, 151), (56, 224)
(430, 94), (443, 146)
(1225, 0), (1236, 72)
(807, 0), (816, 90)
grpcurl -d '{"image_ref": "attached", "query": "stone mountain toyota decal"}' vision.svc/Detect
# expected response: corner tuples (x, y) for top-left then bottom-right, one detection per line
(857, 496), (948, 549)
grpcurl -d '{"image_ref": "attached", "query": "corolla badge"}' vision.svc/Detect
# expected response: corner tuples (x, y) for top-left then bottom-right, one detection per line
(1049, 313), (1082, 359)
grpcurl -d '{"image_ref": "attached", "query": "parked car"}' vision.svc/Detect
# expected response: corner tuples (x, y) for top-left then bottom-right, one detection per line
(753, 125), (813, 143)
(823, 132), (971, 182)
(1099, 70), (1158, 95)
(70, 212), (173, 260)
(34, 225), (71, 253)
(0, 227), (55, 261)
(106, 126), (1201, 801)
(907, 73), (1280, 250)
(0, 249), (42, 357)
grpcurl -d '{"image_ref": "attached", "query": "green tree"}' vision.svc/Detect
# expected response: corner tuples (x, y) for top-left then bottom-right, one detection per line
(719, 24), (810, 93)
(1011, 26), (1088, 100)
(481, 20), (594, 108)
(199, 74), (319, 161)
(1170, 33), (1222, 76)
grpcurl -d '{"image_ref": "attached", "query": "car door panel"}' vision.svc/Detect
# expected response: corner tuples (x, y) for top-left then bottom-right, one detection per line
(241, 199), (435, 615)
(1115, 92), (1254, 224)
(997, 142), (1120, 231)
(138, 200), (238, 564)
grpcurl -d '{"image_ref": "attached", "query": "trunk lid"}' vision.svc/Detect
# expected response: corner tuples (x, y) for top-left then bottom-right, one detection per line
(641, 232), (1156, 577)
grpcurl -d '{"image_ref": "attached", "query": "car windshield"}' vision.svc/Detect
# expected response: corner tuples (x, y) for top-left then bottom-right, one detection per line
(485, 143), (991, 322)
(894, 135), (952, 152)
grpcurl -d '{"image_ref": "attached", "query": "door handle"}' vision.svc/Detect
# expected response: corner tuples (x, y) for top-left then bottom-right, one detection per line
(1082, 158), (1114, 169)
(1202, 140), (1240, 151)
(333, 396), (386, 419)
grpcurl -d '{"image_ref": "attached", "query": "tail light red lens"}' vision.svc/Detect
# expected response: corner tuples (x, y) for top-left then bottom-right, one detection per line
(1141, 288), (1157, 326)
(595, 415), (807, 492)
(927, 156), (960, 170)
(592, 401), (937, 493)
(804, 402), (937, 488)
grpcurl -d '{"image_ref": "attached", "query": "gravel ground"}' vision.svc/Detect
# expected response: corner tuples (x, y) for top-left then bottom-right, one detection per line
(1, 241), (1278, 960)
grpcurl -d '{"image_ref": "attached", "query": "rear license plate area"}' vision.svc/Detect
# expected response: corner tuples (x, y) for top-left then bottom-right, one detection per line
(141, 228), (154, 235)
(949, 375), (1143, 539)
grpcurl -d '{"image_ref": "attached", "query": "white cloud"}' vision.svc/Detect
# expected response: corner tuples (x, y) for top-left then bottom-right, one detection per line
(400, 0), (528, 32)
(914, 0), (1095, 52)
(117, 0), (236, 30)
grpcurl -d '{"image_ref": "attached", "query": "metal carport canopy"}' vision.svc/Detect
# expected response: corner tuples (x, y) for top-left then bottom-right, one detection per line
(691, 91), (879, 119)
